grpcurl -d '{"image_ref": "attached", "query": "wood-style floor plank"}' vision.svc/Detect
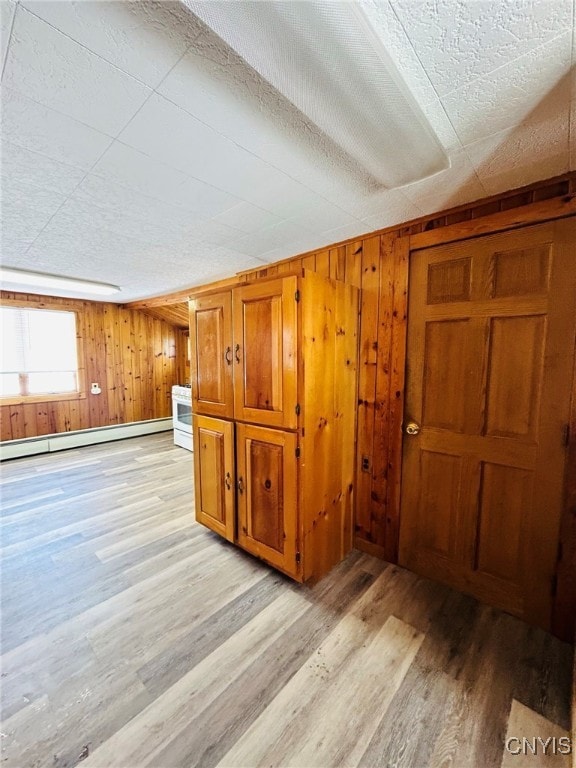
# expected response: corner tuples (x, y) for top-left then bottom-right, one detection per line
(0, 433), (572, 768)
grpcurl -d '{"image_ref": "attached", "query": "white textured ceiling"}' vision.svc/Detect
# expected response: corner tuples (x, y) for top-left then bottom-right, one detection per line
(1, 0), (574, 302)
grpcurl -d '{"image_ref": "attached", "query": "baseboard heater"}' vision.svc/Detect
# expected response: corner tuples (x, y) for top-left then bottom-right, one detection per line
(0, 418), (173, 462)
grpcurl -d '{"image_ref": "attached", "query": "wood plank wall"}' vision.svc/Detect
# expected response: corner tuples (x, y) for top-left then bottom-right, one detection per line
(241, 234), (406, 561)
(240, 173), (576, 565)
(0, 292), (186, 441)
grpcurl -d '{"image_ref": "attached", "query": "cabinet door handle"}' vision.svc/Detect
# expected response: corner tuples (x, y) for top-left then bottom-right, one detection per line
(225, 346), (232, 366)
(235, 343), (241, 363)
(237, 476), (244, 494)
(225, 472), (231, 490)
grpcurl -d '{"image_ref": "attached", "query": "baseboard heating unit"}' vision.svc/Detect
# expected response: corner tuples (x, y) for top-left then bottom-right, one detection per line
(0, 418), (172, 461)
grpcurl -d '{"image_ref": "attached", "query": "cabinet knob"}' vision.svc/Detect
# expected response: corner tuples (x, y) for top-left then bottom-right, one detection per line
(235, 343), (241, 363)
(225, 346), (232, 365)
(237, 476), (244, 494)
(225, 471), (231, 490)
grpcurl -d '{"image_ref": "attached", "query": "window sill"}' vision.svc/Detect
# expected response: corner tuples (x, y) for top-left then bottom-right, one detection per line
(1, 392), (87, 406)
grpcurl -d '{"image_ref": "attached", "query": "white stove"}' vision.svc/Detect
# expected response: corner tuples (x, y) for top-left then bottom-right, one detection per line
(172, 385), (193, 451)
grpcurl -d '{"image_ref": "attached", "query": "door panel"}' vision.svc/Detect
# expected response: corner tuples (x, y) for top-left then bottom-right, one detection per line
(399, 219), (576, 629)
(249, 440), (284, 552)
(236, 422), (299, 578)
(193, 415), (235, 542)
(485, 315), (544, 439)
(233, 277), (298, 429)
(190, 293), (234, 419)
(475, 462), (532, 582)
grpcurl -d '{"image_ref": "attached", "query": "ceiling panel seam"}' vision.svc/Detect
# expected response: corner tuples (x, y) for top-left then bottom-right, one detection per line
(436, 28), (573, 101)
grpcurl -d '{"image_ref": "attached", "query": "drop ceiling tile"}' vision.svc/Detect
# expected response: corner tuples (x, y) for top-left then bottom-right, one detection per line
(359, 0), (440, 106)
(25, 210), (143, 271)
(69, 175), (244, 254)
(119, 93), (323, 214)
(441, 32), (572, 145)
(73, 174), (205, 235)
(60, 197), (166, 245)
(340, 188), (422, 227)
(419, 97), (462, 152)
(3, 6), (152, 136)
(91, 141), (239, 217)
(1, 141), (86, 196)
(21, 1), (203, 88)
(233, 219), (316, 258)
(319, 222), (367, 244)
(293, 200), (361, 233)
(392, 0), (572, 97)
(1, 0), (16, 62)
(0, 176), (67, 255)
(400, 150), (487, 215)
(464, 109), (570, 195)
(119, 93), (265, 188)
(212, 202), (283, 234)
(1, 87), (113, 170)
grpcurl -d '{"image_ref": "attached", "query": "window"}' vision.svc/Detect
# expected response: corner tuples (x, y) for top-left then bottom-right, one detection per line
(1, 307), (80, 398)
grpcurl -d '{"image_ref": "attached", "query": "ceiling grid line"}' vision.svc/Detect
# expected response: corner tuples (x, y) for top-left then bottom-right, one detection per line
(0, 0), (17, 82)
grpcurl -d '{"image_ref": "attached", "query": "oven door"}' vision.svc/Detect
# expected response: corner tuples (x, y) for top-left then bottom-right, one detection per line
(172, 397), (193, 434)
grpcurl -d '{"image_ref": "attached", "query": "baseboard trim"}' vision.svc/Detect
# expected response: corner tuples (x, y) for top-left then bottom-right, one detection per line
(0, 418), (173, 461)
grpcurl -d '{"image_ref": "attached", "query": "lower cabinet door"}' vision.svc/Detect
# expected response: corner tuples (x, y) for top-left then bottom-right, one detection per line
(193, 415), (235, 542)
(236, 423), (300, 578)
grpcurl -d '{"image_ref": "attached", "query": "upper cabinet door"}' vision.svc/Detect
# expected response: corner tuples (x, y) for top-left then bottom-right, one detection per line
(189, 292), (234, 419)
(233, 277), (298, 429)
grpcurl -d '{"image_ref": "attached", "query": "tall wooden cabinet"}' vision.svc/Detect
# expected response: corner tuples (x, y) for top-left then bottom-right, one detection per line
(190, 270), (359, 582)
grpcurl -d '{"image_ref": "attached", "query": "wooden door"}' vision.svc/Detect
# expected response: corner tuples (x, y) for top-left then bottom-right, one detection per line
(236, 423), (300, 578)
(193, 414), (235, 542)
(399, 219), (576, 629)
(233, 277), (298, 429)
(189, 292), (234, 419)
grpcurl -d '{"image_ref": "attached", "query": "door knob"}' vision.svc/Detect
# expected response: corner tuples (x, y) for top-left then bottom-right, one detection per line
(405, 421), (421, 436)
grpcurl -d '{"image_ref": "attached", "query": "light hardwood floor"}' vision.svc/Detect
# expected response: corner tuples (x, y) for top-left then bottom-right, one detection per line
(0, 433), (572, 768)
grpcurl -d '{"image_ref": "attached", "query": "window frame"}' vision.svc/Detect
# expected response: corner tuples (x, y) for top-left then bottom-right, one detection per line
(0, 299), (87, 406)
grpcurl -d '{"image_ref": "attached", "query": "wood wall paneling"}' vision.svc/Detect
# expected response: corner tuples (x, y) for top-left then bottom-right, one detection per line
(2, 173), (574, 638)
(0, 292), (185, 440)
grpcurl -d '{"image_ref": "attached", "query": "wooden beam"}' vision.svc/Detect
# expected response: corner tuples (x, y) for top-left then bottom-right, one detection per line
(124, 275), (241, 309)
(409, 194), (576, 250)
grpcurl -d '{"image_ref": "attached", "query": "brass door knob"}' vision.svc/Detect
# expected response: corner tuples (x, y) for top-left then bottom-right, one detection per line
(405, 421), (421, 436)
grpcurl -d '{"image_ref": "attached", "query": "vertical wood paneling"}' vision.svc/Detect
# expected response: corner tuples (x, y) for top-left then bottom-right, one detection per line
(385, 236), (410, 562)
(329, 246), (346, 281)
(1, 409), (12, 441)
(301, 254), (316, 271)
(371, 234), (396, 553)
(355, 236), (381, 552)
(314, 250), (330, 277)
(175, 328), (189, 386)
(345, 241), (363, 289)
(0, 292), (184, 440)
